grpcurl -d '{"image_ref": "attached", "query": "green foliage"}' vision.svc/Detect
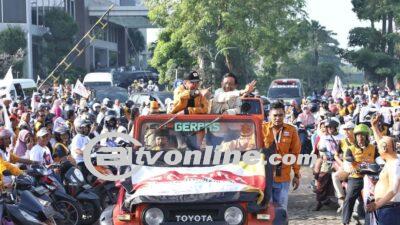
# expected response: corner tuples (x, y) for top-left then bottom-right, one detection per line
(348, 27), (383, 50)
(345, 0), (400, 88)
(146, 0), (306, 90)
(127, 28), (146, 56)
(277, 20), (342, 94)
(42, 9), (78, 74)
(0, 26), (26, 55)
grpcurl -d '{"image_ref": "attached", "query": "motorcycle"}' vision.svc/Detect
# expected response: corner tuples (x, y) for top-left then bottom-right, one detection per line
(296, 122), (315, 155)
(27, 164), (83, 225)
(59, 160), (102, 225)
(1, 170), (57, 225)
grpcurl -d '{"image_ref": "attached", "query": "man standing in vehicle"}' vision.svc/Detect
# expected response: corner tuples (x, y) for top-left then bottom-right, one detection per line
(262, 101), (301, 211)
(210, 72), (256, 114)
(171, 71), (209, 114)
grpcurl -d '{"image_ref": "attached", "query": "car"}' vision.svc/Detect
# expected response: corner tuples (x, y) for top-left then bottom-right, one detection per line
(267, 79), (304, 105)
(129, 92), (173, 111)
(0, 78), (37, 100)
(91, 86), (129, 103)
(99, 110), (288, 225)
(83, 72), (114, 89)
(114, 71), (159, 89)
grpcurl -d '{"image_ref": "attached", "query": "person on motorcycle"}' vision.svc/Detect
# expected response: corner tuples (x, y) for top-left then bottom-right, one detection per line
(297, 105), (316, 154)
(29, 127), (53, 166)
(342, 124), (376, 225)
(333, 121), (355, 213)
(53, 125), (75, 164)
(314, 118), (345, 211)
(91, 102), (101, 117)
(71, 118), (91, 181)
(0, 127), (38, 166)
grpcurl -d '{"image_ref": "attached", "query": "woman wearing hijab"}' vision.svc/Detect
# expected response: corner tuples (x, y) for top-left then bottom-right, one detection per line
(50, 99), (62, 119)
(13, 129), (33, 158)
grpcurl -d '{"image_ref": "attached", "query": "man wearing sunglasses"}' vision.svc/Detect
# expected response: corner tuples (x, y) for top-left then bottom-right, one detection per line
(171, 71), (209, 115)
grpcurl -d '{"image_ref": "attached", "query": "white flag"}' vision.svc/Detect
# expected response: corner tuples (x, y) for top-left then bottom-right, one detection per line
(332, 75), (344, 100)
(58, 84), (63, 97)
(0, 67), (13, 99)
(73, 79), (90, 98)
(36, 74), (41, 85)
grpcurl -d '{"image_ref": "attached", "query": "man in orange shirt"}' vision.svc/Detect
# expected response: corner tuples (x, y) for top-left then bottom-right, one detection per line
(262, 101), (301, 211)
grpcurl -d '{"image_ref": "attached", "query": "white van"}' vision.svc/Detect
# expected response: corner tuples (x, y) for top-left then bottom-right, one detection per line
(0, 79), (37, 99)
(83, 72), (114, 89)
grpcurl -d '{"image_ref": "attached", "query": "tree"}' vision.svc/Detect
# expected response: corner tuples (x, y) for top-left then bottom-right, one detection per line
(344, 0), (400, 88)
(146, 0), (306, 91)
(277, 20), (342, 93)
(42, 8), (78, 77)
(127, 28), (146, 56)
(0, 26), (26, 55)
(0, 49), (25, 79)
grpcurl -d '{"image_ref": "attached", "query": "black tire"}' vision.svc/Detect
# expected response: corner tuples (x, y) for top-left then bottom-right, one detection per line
(53, 199), (83, 225)
(97, 186), (119, 209)
(80, 199), (102, 225)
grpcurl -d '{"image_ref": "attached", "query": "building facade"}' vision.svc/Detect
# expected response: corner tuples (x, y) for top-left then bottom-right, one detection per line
(0, 0), (152, 79)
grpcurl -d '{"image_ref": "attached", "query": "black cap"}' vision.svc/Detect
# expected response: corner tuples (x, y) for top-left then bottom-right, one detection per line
(184, 71), (201, 82)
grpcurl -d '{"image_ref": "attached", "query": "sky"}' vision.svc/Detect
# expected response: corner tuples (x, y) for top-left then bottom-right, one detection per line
(305, 0), (369, 48)
(147, 0), (370, 48)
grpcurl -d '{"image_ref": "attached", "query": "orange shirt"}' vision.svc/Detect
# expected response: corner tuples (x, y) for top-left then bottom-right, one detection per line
(262, 122), (301, 183)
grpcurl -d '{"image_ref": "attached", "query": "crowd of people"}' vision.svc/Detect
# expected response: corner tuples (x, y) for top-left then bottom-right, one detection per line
(282, 84), (400, 225)
(0, 70), (399, 225)
(128, 79), (159, 94)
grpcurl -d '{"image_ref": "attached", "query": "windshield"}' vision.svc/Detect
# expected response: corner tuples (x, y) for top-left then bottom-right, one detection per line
(85, 82), (112, 88)
(139, 120), (257, 152)
(268, 87), (300, 98)
(155, 92), (173, 104)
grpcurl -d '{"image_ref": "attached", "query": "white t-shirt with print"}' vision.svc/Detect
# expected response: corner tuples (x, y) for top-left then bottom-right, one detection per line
(29, 144), (53, 165)
(70, 134), (89, 164)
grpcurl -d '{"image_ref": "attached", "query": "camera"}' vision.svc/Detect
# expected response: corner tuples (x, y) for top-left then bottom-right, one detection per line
(275, 162), (282, 177)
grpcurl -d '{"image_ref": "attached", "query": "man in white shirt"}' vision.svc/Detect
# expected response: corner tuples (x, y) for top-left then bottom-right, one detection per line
(29, 128), (53, 165)
(210, 73), (256, 114)
(71, 118), (91, 180)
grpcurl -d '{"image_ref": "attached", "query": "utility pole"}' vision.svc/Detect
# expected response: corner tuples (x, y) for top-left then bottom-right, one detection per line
(26, 0), (33, 79)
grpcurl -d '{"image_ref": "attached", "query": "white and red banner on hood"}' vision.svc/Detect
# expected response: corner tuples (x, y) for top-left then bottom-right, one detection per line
(128, 161), (266, 204)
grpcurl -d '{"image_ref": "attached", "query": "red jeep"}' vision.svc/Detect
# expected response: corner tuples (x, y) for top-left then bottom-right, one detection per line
(99, 113), (288, 225)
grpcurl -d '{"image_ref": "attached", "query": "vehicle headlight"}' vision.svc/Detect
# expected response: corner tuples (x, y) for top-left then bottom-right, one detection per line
(224, 206), (244, 225)
(144, 208), (164, 225)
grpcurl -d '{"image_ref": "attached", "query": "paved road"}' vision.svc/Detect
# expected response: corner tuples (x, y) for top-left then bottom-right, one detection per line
(288, 166), (363, 225)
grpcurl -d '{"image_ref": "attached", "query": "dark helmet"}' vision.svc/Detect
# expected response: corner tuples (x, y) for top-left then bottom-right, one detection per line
(310, 103), (318, 113)
(104, 110), (117, 129)
(125, 100), (134, 109)
(44, 114), (55, 126)
(66, 97), (74, 105)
